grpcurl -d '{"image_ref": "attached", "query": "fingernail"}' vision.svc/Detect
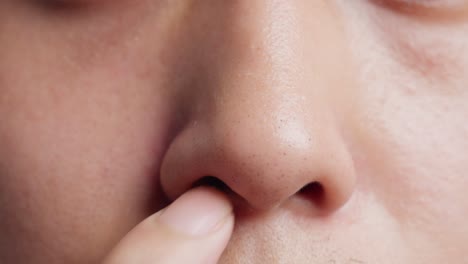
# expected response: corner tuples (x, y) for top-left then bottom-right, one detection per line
(159, 187), (233, 236)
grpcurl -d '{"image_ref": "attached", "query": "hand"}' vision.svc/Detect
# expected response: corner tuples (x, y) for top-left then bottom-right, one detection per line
(103, 187), (234, 264)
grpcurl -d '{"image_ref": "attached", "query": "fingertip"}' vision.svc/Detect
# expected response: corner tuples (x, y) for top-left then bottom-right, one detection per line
(159, 187), (234, 237)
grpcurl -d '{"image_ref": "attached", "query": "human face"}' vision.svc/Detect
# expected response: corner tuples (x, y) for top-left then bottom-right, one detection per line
(1, 0), (467, 263)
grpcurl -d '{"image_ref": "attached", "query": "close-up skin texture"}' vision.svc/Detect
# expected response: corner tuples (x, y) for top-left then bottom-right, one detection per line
(1, 0), (468, 263)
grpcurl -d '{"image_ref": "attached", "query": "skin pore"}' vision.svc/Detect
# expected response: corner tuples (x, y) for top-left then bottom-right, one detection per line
(1, 0), (468, 263)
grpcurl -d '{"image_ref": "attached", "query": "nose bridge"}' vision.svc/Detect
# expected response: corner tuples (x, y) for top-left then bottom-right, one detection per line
(205, 0), (323, 140)
(161, 1), (356, 212)
(204, 0), (340, 168)
(197, 0), (346, 126)
(210, 0), (306, 94)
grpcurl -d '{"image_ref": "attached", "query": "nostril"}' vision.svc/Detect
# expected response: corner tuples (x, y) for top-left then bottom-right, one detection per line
(298, 182), (325, 207)
(192, 176), (231, 193)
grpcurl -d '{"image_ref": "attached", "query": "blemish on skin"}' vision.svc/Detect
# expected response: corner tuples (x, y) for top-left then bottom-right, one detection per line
(393, 36), (459, 82)
(374, 17), (462, 89)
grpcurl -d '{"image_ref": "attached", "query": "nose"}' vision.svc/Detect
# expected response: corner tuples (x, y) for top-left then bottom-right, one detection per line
(160, 1), (356, 213)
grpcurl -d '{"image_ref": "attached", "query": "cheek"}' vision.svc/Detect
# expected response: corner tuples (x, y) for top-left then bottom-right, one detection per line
(376, 100), (468, 257)
(342, 0), (468, 252)
(0, 4), (192, 260)
(354, 85), (468, 230)
(365, 10), (468, 230)
(0, 65), (174, 262)
(350, 54), (468, 258)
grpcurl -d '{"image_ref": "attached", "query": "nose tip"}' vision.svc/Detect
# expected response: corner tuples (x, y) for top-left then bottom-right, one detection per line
(160, 114), (356, 213)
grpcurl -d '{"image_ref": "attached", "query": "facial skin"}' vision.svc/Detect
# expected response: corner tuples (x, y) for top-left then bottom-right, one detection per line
(1, 0), (468, 263)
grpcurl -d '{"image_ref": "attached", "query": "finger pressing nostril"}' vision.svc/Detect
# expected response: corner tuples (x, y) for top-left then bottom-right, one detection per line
(192, 176), (231, 193)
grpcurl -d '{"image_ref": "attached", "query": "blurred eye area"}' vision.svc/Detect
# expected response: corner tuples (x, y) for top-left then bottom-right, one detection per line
(26, 0), (114, 16)
(32, 0), (102, 10)
(372, 0), (468, 21)
(375, 0), (465, 8)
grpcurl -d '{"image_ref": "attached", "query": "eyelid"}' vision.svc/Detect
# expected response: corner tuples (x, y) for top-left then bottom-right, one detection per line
(373, 0), (468, 22)
(395, 0), (465, 8)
